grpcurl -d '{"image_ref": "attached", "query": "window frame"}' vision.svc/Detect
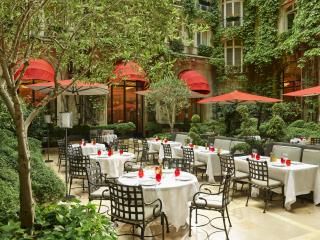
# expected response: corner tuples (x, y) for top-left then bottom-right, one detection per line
(221, 0), (243, 27)
(224, 39), (243, 72)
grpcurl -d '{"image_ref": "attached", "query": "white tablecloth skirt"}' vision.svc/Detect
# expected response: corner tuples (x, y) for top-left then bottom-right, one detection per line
(119, 170), (198, 229)
(234, 156), (320, 210)
(72, 143), (106, 156)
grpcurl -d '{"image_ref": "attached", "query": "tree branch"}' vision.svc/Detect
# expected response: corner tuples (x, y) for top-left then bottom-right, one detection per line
(0, 81), (15, 119)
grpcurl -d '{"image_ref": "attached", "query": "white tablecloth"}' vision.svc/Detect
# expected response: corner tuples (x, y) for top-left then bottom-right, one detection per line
(172, 146), (229, 182)
(101, 134), (117, 144)
(148, 140), (182, 161)
(72, 143), (106, 156)
(118, 169), (198, 229)
(234, 156), (320, 210)
(90, 152), (134, 178)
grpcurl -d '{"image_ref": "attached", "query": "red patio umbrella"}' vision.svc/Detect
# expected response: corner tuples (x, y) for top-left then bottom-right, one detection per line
(198, 90), (281, 104)
(283, 85), (320, 97)
(27, 80), (108, 95)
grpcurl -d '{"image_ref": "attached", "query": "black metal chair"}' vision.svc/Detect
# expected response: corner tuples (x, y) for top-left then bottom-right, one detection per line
(171, 157), (192, 172)
(162, 143), (173, 167)
(310, 137), (320, 145)
(133, 138), (143, 159)
(85, 161), (112, 212)
(108, 181), (169, 239)
(246, 159), (285, 213)
(142, 139), (158, 164)
(57, 139), (67, 171)
(189, 169), (233, 239)
(182, 147), (206, 176)
(219, 153), (248, 199)
(68, 146), (91, 195)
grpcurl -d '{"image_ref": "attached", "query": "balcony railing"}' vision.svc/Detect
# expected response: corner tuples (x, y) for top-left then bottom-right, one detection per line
(222, 16), (243, 27)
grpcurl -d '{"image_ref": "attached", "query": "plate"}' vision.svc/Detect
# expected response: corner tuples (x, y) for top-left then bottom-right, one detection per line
(271, 163), (286, 167)
(176, 176), (192, 181)
(139, 179), (157, 186)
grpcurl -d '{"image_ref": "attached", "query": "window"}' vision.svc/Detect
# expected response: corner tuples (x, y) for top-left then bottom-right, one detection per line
(198, 0), (211, 11)
(196, 31), (211, 47)
(224, 39), (242, 72)
(285, 3), (296, 31)
(222, 0), (243, 27)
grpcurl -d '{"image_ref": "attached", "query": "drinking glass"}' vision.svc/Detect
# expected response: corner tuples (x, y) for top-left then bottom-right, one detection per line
(97, 150), (102, 156)
(281, 153), (288, 164)
(174, 167), (180, 177)
(156, 173), (161, 182)
(138, 168), (144, 178)
(286, 159), (291, 166)
(119, 149), (124, 155)
(251, 149), (258, 159)
(164, 161), (169, 170)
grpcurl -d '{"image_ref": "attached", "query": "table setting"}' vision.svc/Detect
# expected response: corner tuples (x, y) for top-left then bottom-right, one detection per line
(72, 141), (106, 156)
(118, 167), (199, 229)
(89, 150), (134, 177)
(234, 154), (320, 210)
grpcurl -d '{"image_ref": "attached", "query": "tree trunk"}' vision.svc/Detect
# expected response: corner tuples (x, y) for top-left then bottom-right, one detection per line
(14, 101), (34, 228)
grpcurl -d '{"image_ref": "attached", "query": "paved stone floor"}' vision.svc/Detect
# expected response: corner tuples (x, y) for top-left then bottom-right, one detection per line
(45, 149), (320, 240)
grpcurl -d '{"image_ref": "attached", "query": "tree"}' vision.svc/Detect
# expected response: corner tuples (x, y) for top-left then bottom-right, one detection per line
(146, 72), (190, 133)
(0, 0), (180, 228)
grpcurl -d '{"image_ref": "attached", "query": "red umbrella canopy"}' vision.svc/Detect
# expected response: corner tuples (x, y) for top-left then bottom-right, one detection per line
(111, 61), (147, 82)
(14, 59), (55, 82)
(283, 85), (320, 97)
(198, 90), (281, 104)
(27, 80), (108, 95)
(179, 70), (210, 95)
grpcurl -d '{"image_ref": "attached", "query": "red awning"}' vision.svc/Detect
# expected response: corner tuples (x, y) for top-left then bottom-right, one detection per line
(179, 70), (210, 94)
(283, 85), (320, 97)
(111, 61), (147, 82)
(14, 59), (55, 82)
(198, 90), (281, 104)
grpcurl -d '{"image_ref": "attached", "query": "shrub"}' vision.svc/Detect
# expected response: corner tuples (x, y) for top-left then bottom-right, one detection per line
(0, 129), (65, 222)
(236, 105), (259, 137)
(285, 120), (320, 141)
(259, 115), (286, 141)
(230, 142), (251, 155)
(0, 201), (117, 239)
(198, 44), (214, 57)
(188, 114), (206, 145)
(153, 133), (173, 140)
(169, 38), (184, 53)
(91, 122), (136, 137)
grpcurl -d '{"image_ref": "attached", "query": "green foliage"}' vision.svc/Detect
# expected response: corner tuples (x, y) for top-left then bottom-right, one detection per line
(146, 72), (190, 132)
(236, 105), (259, 137)
(271, 102), (301, 121)
(169, 39), (184, 53)
(230, 142), (251, 155)
(285, 120), (320, 141)
(188, 114), (206, 145)
(0, 200), (117, 239)
(0, 129), (65, 222)
(91, 122), (136, 136)
(153, 133), (173, 140)
(204, 119), (226, 136)
(197, 45), (214, 57)
(259, 115), (286, 141)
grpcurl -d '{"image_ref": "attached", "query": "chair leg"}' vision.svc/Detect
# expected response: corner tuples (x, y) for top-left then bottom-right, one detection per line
(232, 180), (236, 200)
(189, 207), (193, 237)
(164, 213), (170, 233)
(161, 213), (165, 240)
(282, 185), (285, 208)
(98, 199), (102, 212)
(221, 211), (229, 240)
(140, 226), (145, 240)
(246, 183), (251, 207)
(226, 206), (232, 227)
(264, 189), (269, 213)
(195, 208), (198, 224)
(82, 179), (85, 191)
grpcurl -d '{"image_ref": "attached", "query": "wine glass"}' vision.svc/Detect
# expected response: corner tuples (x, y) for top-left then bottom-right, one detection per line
(155, 173), (161, 182)
(281, 153), (288, 164)
(174, 167), (180, 177)
(251, 149), (258, 159)
(138, 168), (144, 178)
(97, 150), (102, 156)
(164, 161), (169, 170)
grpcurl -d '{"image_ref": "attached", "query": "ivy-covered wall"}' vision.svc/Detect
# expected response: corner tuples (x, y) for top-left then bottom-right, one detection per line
(179, 0), (320, 98)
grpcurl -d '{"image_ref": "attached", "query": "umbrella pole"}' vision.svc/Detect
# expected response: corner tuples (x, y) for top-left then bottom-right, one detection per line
(65, 128), (68, 197)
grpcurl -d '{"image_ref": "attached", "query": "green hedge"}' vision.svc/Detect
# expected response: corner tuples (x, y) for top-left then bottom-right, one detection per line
(0, 200), (117, 239)
(91, 122), (136, 136)
(0, 129), (65, 223)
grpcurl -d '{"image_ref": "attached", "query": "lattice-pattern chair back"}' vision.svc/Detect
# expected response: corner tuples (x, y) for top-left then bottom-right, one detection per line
(119, 144), (129, 152)
(172, 158), (191, 172)
(310, 137), (320, 145)
(221, 169), (233, 208)
(182, 147), (195, 164)
(86, 161), (104, 195)
(207, 136), (215, 145)
(69, 147), (90, 178)
(142, 139), (149, 151)
(108, 182), (145, 223)
(96, 134), (103, 144)
(247, 159), (269, 182)
(133, 138), (140, 149)
(57, 139), (67, 160)
(162, 144), (172, 159)
(219, 154), (235, 176)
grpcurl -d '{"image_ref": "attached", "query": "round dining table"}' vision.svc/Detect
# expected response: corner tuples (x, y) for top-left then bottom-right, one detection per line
(118, 169), (199, 230)
(147, 139), (182, 161)
(72, 143), (106, 156)
(90, 152), (135, 178)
